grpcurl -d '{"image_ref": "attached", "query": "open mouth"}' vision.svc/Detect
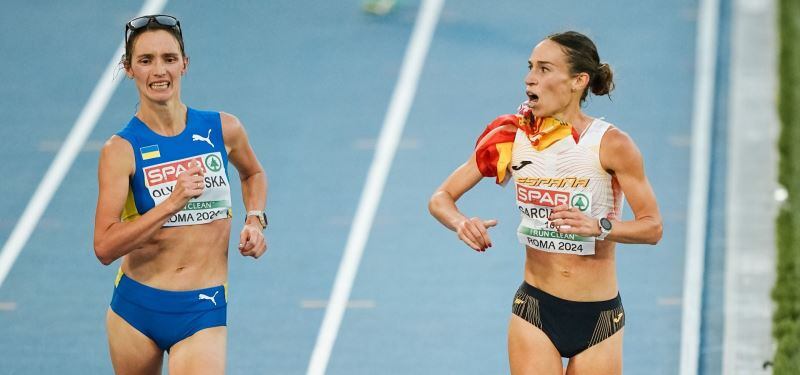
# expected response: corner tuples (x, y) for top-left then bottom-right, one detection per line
(526, 93), (539, 106)
(149, 81), (170, 90)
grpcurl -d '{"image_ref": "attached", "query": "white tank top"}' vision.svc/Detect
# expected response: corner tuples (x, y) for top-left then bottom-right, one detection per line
(510, 118), (623, 255)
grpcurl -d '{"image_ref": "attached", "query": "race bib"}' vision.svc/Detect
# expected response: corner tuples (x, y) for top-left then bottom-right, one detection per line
(515, 184), (595, 255)
(143, 152), (232, 227)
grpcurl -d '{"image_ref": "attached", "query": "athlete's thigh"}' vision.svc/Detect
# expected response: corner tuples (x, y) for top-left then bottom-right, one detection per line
(168, 326), (227, 375)
(106, 308), (163, 375)
(508, 314), (563, 375)
(565, 328), (623, 375)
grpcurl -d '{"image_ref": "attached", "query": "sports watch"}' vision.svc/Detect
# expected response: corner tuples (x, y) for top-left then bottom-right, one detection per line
(246, 210), (268, 230)
(597, 217), (612, 240)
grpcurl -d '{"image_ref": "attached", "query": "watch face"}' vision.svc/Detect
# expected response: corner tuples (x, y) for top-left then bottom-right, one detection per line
(600, 218), (612, 230)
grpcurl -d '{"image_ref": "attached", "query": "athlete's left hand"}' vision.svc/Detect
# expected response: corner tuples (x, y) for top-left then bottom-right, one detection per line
(239, 223), (267, 258)
(549, 205), (600, 237)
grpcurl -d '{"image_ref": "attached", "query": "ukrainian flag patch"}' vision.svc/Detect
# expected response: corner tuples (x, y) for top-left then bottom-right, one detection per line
(140, 145), (161, 160)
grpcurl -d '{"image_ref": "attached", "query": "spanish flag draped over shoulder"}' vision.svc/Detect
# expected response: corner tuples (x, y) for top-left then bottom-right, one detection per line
(474, 114), (519, 185)
(474, 102), (577, 185)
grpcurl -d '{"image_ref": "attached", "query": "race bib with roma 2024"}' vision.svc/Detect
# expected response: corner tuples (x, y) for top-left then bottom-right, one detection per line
(515, 183), (596, 255)
(143, 152), (232, 227)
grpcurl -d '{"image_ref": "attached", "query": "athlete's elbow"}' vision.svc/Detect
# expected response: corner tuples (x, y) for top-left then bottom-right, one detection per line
(428, 191), (446, 217)
(93, 242), (115, 266)
(648, 221), (663, 245)
(95, 251), (114, 266)
(95, 253), (114, 266)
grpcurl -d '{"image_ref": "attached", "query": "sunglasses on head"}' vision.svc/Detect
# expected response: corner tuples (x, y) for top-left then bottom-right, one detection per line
(125, 14), (183, 46)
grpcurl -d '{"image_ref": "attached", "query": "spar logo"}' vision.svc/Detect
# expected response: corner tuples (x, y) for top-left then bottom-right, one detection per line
(144, 157), (207, 187)
(516, 185), (569, 207)
(205, 154), (222, 172)
(571, 193), (590, 212)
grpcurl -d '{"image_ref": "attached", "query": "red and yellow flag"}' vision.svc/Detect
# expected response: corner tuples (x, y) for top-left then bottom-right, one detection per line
(474, 103), (577, 185)
(474, 114), (518, 184)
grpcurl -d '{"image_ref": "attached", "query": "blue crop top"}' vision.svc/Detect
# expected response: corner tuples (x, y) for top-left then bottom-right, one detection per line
(116, 107), (232, 227)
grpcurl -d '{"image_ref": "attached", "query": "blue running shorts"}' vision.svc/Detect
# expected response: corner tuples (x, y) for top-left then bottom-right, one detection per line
(110, 270), (227, 351)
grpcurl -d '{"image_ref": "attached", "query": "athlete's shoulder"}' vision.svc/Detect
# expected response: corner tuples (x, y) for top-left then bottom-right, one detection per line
(99, 135), (135, 174)
(102, 134), (134, 154)
(218, 112), (246, 137)
(217, 112), (249, 150)
(599, 122), (643, 171)
(474, 112), (522, 185)
(476, 114), (519, 147)
(600, 123), (636, 152)
(218, 111), (242, 127)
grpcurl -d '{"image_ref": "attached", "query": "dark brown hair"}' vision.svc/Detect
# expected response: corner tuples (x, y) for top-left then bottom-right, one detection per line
(547, 31), (614, 102)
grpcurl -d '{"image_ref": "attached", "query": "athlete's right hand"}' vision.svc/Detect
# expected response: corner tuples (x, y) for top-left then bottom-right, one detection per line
(168, 166), (205, 211)
(455, 217), (497, 252)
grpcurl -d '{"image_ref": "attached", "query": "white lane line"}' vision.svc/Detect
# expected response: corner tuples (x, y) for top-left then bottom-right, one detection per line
(305, 0), (445, 373)
(679, 0), (720, 373)
(0, 0), (168, 289)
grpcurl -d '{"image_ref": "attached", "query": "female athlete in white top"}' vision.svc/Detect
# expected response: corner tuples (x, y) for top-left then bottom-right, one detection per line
(429, 31), (662, 375)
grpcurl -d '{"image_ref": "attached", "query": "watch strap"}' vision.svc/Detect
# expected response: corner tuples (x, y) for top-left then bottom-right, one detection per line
(246, 210), (268, 229)
(597, 217), (611, 240)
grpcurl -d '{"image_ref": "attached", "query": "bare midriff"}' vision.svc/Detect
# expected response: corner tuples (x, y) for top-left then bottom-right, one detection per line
(523, 240), (618, 302)
(121, 218), (231, 290)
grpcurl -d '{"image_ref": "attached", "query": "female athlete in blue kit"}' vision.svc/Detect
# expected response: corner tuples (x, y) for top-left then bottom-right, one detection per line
(429, 31), (662, 374)
(93, 14), (268, 374)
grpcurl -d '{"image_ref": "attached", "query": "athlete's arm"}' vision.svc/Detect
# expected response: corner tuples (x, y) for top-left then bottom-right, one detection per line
(221, 112), (267, 258)
(429, 155), (498, 252)
(93, 136), (204, 265)
(551, 129), (662, 243)
(597, 128), (662, 244)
